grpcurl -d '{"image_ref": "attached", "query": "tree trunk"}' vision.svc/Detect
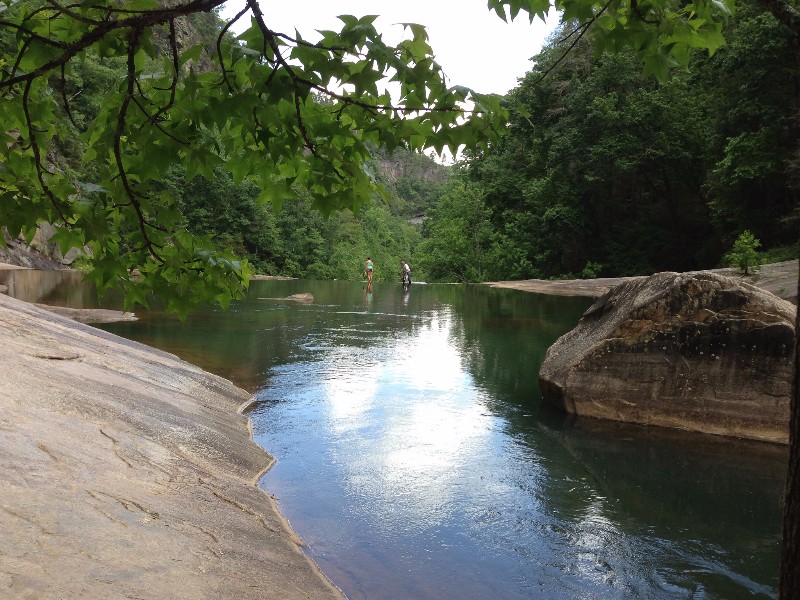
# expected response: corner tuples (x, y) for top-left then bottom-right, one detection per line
(780, 259), (800, 598)
(774, 0), (800, 589)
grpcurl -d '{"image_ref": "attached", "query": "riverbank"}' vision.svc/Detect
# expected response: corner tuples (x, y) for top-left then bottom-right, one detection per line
(0, 293), (343, 599)
(484, 260), (799, 304)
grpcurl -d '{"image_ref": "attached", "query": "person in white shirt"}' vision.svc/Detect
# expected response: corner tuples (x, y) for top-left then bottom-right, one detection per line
(400, 260), (411, 285)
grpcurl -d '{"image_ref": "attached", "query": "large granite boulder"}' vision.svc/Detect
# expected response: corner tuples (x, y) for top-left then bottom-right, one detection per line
(539, 271), (796, 443)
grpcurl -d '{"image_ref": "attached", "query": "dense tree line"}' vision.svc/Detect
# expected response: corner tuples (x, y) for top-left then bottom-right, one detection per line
(157, 148), (442, 282)
(5, 2), (793, 286)
(418, 0), (798, 282)
(155, 1), (800, 287)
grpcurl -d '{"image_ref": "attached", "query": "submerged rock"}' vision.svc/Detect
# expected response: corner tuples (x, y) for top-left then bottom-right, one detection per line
(287, 293), (314, 303)
(539, 271), (796, 443)
(258, 293), (314, 303)
(34, 303), (138, 323)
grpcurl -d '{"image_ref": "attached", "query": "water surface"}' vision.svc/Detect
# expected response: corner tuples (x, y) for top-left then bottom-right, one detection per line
(1, 271), (786, 599)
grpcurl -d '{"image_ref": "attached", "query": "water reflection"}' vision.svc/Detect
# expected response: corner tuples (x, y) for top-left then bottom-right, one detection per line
(245, 283), (784, 600)
(1, 272), (785, 599)
(0, 268), (112, 308)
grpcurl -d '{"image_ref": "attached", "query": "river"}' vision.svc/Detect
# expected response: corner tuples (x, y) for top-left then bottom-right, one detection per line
(0, 270), (786, 599)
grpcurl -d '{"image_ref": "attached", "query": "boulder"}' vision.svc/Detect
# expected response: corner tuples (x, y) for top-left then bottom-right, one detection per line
(539, 271), (796, 444)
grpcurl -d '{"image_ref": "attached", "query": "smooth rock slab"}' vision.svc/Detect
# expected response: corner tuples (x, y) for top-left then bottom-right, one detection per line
(539, 271), (796, 443)
(0, 293), (342, 599)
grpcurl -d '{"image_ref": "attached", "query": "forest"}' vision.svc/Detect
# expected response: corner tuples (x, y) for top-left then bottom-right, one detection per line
(436, 2), (799, 282)
(254, 2), (775, 284)
(155, 2), (799, 283)
(1, 1), (797, 287)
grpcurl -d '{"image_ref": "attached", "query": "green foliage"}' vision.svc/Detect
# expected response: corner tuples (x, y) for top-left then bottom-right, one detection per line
(0, 0), (773, 306)
(725, 230), (761, 274)
(578, 261), (603, 279)
(0, 0), (508, 312)
(417, 179), (502, 282)
(492, 0), (734, 81)
(326, 204), (423, 282)
(756, 244), (799, 265)
(701, 7), (798, 245)
(464, 40), (714, 278)
(449, 5), (797, 281)
(158, 159), (426, 283)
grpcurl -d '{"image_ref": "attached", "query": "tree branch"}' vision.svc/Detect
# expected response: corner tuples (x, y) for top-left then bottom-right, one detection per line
(534, 0), (615, 85)
(151, 19), (180, 121)
(21, 80), (69, 223)
(216, 4), (249, 92)
(46, 0), (104, 26)
(114, 25), (164, 261)
(60, 63), (79, 129)
(0, 0), (226, 91)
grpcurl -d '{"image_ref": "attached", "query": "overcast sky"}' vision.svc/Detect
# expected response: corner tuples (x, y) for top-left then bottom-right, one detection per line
(220, 1), (560, 95)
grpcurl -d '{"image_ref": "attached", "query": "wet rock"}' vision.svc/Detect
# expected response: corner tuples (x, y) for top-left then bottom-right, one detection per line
(539, 272), (796, 443)
(34, 303), (138, 323)
(287, 293), (314, 303)
(258, 293), (315, 303)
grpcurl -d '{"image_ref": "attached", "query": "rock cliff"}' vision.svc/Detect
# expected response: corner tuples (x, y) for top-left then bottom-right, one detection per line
(539, 271), (796, 443)
(0, 228), (70, 270)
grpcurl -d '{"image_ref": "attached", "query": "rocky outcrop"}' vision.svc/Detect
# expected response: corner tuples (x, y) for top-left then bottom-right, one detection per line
(485, 259), (798, 304)
(29, 222), (85, 265)
(0, 293), (342, 599)
(0, 229), (70, 270)
(539, 272), (796, 444)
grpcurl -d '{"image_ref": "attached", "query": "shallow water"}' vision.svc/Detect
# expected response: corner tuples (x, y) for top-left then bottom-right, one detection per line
(2, 271), (786, 599)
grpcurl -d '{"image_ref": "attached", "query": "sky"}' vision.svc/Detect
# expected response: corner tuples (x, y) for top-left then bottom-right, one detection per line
(219, 1), (560, 96)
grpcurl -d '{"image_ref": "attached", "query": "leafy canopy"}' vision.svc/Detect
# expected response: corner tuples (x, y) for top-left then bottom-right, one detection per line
(0, 0), (734, 314)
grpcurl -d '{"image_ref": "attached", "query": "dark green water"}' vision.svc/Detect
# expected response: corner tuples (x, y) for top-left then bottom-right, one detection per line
(2, 271), (786, 599)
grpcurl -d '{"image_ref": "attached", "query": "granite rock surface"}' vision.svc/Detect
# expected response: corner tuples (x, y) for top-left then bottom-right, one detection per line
(0, 293), (342, 599)
(539, 271), (796, 443)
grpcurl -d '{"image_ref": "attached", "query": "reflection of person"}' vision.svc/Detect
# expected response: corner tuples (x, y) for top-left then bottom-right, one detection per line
(365, 257), (373, 283)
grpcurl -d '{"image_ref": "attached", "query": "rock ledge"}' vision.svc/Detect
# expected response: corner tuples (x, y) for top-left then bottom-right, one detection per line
(539, 271), (796, 443)
(0, 293), (342, 599)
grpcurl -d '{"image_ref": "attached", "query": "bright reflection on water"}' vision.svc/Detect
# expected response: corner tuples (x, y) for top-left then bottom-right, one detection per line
(243, 282), (784, 600)
(1, 272), (785, 599)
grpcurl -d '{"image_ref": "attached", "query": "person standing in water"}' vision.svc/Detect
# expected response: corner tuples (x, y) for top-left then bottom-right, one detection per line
(400, 260), (411, 286)
(365, 257), (374, 284)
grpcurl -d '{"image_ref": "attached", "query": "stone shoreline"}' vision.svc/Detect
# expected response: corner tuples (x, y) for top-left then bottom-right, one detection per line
(0, 293), (343, 599)
(483, 260), (799, 305)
